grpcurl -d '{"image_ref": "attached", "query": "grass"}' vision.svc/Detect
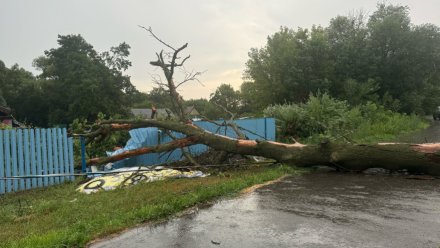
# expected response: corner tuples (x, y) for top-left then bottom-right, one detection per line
(349, 114), (429, 143)
(0, 165), (302, 248)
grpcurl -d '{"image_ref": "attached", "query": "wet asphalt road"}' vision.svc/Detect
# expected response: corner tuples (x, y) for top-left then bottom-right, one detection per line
(92, 173), (440, 248)
(398, 119), (440, 143)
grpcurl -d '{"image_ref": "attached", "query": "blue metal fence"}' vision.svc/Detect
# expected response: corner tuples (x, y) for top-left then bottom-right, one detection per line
(112, 118), (275, 168)
(0, 128), (74, 194)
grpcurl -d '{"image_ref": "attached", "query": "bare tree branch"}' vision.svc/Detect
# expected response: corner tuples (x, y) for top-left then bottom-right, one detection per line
(138, 25), (176, 51)
(176, 70), (203, 89)
(87, 136), (199, 165)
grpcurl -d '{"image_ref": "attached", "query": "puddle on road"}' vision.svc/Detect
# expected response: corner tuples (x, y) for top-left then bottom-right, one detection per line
(92, 173), (440, 248)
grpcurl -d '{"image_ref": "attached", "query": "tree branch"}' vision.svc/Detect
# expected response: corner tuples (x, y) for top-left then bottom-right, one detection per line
(87, 136), (199, 165)
(138, 25), (176, 51)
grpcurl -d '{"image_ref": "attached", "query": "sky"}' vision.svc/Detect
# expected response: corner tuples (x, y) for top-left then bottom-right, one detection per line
(1, 0), (439, 99)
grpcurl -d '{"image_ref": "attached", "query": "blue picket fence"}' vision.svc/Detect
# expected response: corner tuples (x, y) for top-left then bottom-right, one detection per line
(111, 118), (275, 169)
(0, 128), (74, 194)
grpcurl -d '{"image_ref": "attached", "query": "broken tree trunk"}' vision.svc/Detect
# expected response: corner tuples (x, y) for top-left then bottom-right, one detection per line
(86, 119), (440, 176)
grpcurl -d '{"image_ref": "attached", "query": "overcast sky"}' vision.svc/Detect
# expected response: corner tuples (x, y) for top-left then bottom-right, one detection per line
(1, 0), (439, 99)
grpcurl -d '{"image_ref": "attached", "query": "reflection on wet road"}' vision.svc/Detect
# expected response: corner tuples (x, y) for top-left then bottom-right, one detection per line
(92, 173), (440, 248)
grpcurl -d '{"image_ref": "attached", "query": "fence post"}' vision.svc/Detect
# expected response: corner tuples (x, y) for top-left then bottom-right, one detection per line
(4, 130), (12, 192)
(17, 129), (25, 190)
(36, 129), (43, 187)
(51, 128), (59, 184)
(11, 130), (18, 191)
(23, 129), (31, 189)
(30, 129), (37, 188)
(68, 138), (74, 181)
(62, 129), (70, 181)
(80, 136), (87, 173)
(0, 131), (4, 194)
(46, 129), (54, 185)
(41, 129), (49, 186)
(57, 128), (65, 183)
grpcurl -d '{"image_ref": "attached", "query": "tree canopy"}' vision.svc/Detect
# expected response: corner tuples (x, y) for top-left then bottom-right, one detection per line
(244, 3), (440, 114)
(33, 34), (136, 125)
(1, 35), (138, 127)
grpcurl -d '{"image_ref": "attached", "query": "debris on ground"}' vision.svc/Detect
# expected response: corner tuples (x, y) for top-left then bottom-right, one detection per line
(77, 167), (208, 194)
(211, 240), (221, 245)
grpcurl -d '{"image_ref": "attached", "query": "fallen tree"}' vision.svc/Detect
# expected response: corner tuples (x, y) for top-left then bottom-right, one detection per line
(81, 27), (440, 176)
(85, 119), (440, 175)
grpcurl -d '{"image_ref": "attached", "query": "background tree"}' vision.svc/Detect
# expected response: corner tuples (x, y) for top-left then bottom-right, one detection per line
(0, 60), (48, 126)
(33, 34), (136, 125)
(244, 3), (440, 115)
(244, 26), (332, 110)
(209, 83), (241, 118)
(184, 98), (216, 119)
(0, 89), (6, 106)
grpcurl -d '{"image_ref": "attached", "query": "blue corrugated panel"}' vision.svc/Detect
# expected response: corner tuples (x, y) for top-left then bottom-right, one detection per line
(112, 118), (275, 169)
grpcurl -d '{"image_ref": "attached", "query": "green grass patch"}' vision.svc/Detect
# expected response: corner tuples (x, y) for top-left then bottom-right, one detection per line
(0, 165), (301, 248)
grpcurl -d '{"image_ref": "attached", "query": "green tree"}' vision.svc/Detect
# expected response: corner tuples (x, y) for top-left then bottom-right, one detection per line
(185, 98), (219, 119)
(0, 89), (6, 106)
(0, 60), (49, 126)
(209, 84), (241, 114)
(240, 81), (261, 114)
(326, 13), (376, 98)
(244, 4), (440, 114)
(147, 87), (173, 109)
(367, 4), (440, 114)
(33, 34), (136, 125)
(244, 26), (332, 109)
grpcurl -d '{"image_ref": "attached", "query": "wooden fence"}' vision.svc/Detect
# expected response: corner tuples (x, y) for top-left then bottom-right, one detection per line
(0, 128), (74, 194)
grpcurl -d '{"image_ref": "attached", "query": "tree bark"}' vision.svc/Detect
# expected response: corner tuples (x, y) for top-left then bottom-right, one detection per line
(86, 120), (440, 176)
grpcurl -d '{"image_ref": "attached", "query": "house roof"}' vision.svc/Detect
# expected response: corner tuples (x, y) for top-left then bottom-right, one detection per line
(131, 106), (200, 119)
(184, 106), (200, 116)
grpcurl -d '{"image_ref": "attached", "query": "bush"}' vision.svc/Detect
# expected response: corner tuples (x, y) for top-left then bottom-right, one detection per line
(70, 113), (130, 167)
(264, 93), (427, 143)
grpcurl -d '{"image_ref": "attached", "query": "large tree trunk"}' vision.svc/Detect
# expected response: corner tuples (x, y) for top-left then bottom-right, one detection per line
(86, 120), (440, 176)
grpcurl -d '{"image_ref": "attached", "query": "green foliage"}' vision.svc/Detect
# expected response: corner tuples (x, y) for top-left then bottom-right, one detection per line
(187, 84), (254, 120)
(0, 89), (6, 106)
(70, 113), (129, 166)
(244, 26), (332, 110)
(264, 93), (427, 143)
(0, 61), (48, 126)
(341, 78), (379, 106)
(1, 35), (138, 127)
(0, 165), (301, 248)
(130, 91), (152, 108)
(209, 83), (241, 118)
(146, 87), (173, 109)
(245, 3), (440, 115)
(33, 35), (135, 126)
(184, 98), (216, 119)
